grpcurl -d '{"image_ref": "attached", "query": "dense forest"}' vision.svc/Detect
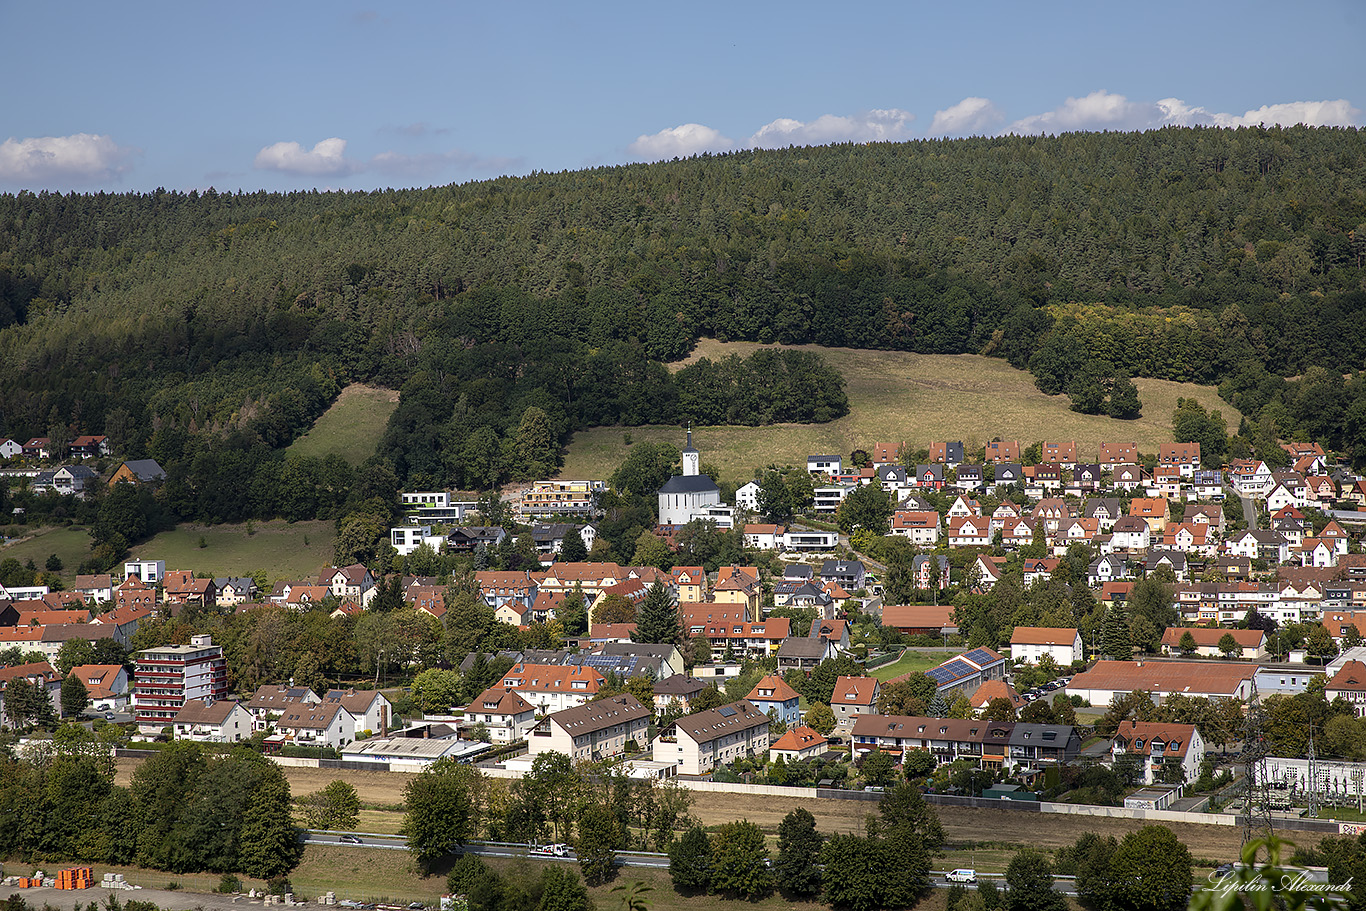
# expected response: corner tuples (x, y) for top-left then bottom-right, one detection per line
(2, 125), (1366, 525)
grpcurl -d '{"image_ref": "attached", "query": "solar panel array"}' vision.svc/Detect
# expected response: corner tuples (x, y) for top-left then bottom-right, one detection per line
(963, 647), (999, 668)
(718, 705), (737, 717)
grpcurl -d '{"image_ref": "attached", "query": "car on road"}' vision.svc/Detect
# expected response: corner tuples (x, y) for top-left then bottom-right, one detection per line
(104, 713), (117, 721)
(530, 843), (572, 857)
(946, 869), (977, 884)
(340, 834), (363, 844)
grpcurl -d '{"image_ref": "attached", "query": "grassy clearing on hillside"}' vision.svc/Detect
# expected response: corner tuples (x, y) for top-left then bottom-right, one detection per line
(288, 383), (399, 465)
(562, 341), (1242, 486)
(869, 650), (944, 681)
(139, 519), (335, 584)
(0, 525), (95, 582)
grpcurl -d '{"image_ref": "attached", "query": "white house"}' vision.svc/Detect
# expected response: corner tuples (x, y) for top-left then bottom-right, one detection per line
(467, 687), (537, 743)
(1009, 628), (1082, 666)
(654, 700), (769, 776)
(1110, 720), (1205, 786)
(527, 694), (652, 762)
(172, 699), (254, 743)
(274, 702), (358, 751)
(123, 559), (165, 584)
(735, 480), (761, 512)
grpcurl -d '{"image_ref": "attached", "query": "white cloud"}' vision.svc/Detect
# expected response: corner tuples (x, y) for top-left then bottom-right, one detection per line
(748, 109), (914, 148)
(929, 98), (1005, 136)
(1008, 91), (1360, 134)
(628, 123), (734, 160)
(0, 133), (134, 184)
(254, 137), (360, 176)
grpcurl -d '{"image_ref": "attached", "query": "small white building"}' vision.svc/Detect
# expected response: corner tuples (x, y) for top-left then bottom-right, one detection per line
(467, 687), (537, 743)
(274, 702), (358, 750)
(124, 559), (165, 584)
(1009, 627), (1083, 666)
(768, 726), (829, 763)
(1110, 720), (1204, 786)
(172, 699), (253, 743)
(391, 524), (446, 556)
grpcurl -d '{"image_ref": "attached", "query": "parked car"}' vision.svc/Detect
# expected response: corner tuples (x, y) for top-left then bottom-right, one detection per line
(946, 869), (977, 884)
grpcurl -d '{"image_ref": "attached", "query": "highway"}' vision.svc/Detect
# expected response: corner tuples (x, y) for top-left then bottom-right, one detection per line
(304, 833), (670, 868)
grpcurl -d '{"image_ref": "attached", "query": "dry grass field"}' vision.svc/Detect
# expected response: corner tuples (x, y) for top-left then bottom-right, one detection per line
(287, 383), (400, 465)
(562, 340), (1241, 486)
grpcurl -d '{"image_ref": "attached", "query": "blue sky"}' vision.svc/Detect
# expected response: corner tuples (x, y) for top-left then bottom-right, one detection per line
(1, 1), (1362, 194)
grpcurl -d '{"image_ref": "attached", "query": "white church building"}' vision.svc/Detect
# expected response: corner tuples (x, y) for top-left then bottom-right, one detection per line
(658, 431), (723, 526)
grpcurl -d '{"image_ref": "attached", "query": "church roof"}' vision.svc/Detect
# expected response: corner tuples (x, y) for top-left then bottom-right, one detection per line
(658, 474), (720, 494)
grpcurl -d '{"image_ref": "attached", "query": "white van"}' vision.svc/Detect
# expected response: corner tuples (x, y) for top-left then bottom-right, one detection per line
(946, 869), (977, 884)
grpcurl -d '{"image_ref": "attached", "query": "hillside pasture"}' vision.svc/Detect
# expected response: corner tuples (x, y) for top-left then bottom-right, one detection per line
(561, 341), (1241, 486)
(0, 525), (96, 582)
(139, 519), (335, 584)
(287, 383), (399, 465)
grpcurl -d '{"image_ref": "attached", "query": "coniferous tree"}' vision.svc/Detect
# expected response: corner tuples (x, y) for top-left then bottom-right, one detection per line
(1101, 600), (1133, 660)
(631, 582), (681, 645)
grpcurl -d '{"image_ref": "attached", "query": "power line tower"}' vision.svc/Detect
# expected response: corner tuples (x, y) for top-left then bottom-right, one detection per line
(1241, 676), (1275, 844)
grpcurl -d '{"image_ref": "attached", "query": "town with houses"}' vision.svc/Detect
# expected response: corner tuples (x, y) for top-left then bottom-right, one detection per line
(7, 428), (1366, 820)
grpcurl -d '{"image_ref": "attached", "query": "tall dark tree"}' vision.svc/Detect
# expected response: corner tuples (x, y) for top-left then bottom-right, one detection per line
(558, 527), (588, 562)
(631, 582), (681, 645)
(774, 807), (824, 898)
(668, 825), (713, 892)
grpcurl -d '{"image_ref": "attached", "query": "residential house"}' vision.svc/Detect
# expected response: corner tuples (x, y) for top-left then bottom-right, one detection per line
(530, 522), (597, 556)
(321, 564), (376, 607)
(1160, 627), (1266, 660)
(776, 637), (838, 675)
(172, 699), (253, 743)
(810, 618), (851, 652)
(1111, 517), (1152, 553)
(830, 676), (880, 731)
(1099, 442), (1139, 470)
(1226, 530), (1290, 564)
(21, 437), (50, 459)
(1189, 469), (1226, 501)
(109, 459), (166, 486)
(653, 675), (709, 716)
(446, 526), (508, 552)
(713, 566), (762, 617)
(1030, 498), (1074, 534)
(928, 442), (965, 468)
(1112, 464), (1145, 492)
(971, 555), (1007, 592)
(71, 574), (114, 606)
(877, 464), (913, 498)
(390, 524), (443, 556)
(516, 480), (604, 520)
(1043, 441), (1078, 468)
(891, 511), (941, 546)
(213, 577), (257, 609)
(1110, 720), (1204, 786)
(812, 485), (853, 514)
(745, 674), (802, 727)
(913, 464), (945, 491)
(947, 515), (991, 548)
(1183, 504), (1226, 536)
(1001, 516), (1038, 550)
(743, 524), (786, 550)
(89, 602), (151, 648)
(0, 662), (62, 724)
(246, 684), (322, 731)
(69, 664), (129, 711)
(954, 464), (984, 491)
(808, 455), (843, 476)
(1088, 554), (1133, 587)
(466, 687), (537, 742)
(0, 438), (21, 459)
(653, 700), (770, 775)
(1070, 463), (1103, 494)
(992, 463), (1023, 487)
(496, 663), (605, 715)
(1159, 442), (1202, 477)
(274, 702), (358, 751)
(1010, 627), (1082, 665)
(1228, 460), (1274, 496)
(324, 688), (393, 735)
(871, 443), (903, 467)
(947, 495), (982, 518)
(123, 559), (165, 584)
(1325, 661), (1366, 718)
(820, 560), (866, 592)
(527, 694), (651, 761)
(985, 441), (1020, 463)
(161, 571), (216, 613)
(969, 679), (1026, 713)
(70, 435), (110, 459)
(912, 554), (951, 591)
(769, 727), (830, 763)
(735, 480), (760, 512)
(477, 570), (537, 614)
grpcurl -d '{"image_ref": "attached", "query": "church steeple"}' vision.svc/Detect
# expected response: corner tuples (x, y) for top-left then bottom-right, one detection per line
(681, 423), (700, 477)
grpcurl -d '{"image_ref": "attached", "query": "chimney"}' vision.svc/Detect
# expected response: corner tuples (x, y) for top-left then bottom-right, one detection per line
(380, 704), (389, 736)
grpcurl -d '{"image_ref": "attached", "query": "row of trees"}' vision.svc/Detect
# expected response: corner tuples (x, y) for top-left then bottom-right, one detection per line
(668, 785), (943, 910)
(0, 740), (300, 877)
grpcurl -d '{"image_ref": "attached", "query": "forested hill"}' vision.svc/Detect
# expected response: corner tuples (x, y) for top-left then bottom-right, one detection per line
(2, 125), (1366, 499)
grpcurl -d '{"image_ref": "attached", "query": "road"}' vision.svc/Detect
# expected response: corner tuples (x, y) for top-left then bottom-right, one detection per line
(929, 872), (1078, 896)
(304, 833), (670, 869)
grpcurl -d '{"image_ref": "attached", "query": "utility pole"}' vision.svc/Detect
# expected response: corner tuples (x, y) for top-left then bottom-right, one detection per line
(1242, 676), (1274, 844)
(1307, 726), (1320, 820)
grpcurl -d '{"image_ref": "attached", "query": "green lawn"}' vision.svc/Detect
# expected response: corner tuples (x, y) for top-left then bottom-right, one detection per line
(139, 519), (335, 585)
(869, 649), (944, 682)
(0, 525), (96, 582)
(287, 383), (399, 466)
(562, 341), (1241, 486)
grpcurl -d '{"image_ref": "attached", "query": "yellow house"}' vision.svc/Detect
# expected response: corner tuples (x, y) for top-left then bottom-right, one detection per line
(713, 566), (761, 621)
(671, 566), (706, 603)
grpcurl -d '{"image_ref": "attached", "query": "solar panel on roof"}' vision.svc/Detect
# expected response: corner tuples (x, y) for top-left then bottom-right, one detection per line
(963, 648), (998, 666)
(925, 665), (960, 684)
(718, 705), (737, 717)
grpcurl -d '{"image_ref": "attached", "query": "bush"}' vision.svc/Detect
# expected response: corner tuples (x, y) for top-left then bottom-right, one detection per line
(267, 877), (291, 896)
(217, 874), (242, 894)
